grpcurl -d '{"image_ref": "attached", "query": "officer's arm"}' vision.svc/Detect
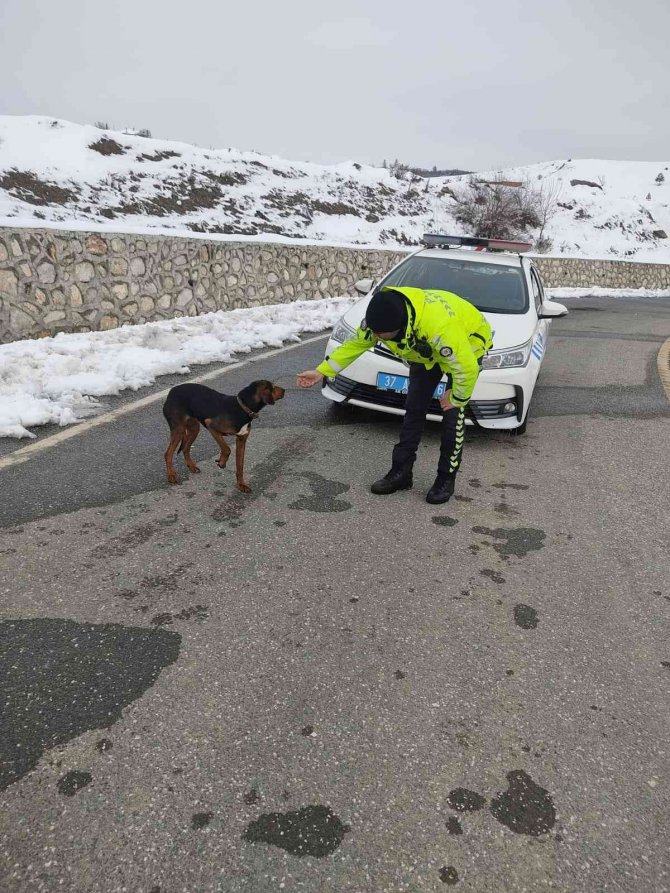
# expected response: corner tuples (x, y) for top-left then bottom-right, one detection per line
(438, 328), (480, 407)
(316, 327), (374, 378)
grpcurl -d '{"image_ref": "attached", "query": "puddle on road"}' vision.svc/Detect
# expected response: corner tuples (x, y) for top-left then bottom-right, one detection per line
(57, 770), (92, 797)
(514, 604), (540, 629)
(0, 618), (180, 790)
(289, 471), (352, 513)
(242, 804), (350, 857)
(472, 526), (546, 558)
(489, 770), (556, 836)
(447, 788), (487, 812)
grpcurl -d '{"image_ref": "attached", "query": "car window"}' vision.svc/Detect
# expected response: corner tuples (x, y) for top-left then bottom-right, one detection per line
(379, 255), (528, 314)
(530, 268), (543, 312)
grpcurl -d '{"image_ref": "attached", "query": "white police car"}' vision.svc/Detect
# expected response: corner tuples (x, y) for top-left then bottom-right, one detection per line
(321, 234), (568, 434)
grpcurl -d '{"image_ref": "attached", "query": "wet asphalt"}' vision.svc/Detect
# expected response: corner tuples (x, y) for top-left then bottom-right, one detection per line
(1, 296), (669, 892)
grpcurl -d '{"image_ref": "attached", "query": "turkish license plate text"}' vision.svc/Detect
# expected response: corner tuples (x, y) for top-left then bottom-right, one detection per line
(376, 373), (447, 398)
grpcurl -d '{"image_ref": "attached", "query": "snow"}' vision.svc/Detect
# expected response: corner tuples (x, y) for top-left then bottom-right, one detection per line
(1, 115), (668, 261)
(0, 297), (354, 439)
(547, 286), (670, 299)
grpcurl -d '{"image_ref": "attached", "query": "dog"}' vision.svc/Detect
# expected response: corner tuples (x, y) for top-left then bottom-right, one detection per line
(162, 380), (285, 490)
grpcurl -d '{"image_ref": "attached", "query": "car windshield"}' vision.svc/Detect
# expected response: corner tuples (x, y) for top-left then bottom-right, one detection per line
(379, 255), (528, 314)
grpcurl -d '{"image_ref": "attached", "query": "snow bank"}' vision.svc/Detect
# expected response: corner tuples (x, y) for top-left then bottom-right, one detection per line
(0, 297), (354, 439)
(547, 286), (670, 299)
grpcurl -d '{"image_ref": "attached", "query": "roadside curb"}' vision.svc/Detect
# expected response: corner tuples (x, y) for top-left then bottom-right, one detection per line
(657, 337), (670, 402)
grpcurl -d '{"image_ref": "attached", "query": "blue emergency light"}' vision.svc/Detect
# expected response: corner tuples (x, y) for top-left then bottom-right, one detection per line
(422, 233), (532, 253)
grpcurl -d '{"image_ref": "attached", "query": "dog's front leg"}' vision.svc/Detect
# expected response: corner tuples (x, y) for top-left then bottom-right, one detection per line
(206, 423), (232, 469)
(235, 433), (251, 493)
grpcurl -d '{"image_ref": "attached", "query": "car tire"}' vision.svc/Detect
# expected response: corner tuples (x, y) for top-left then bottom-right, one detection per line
(328, 402), (352, 421)
(509, 414), (528, 436)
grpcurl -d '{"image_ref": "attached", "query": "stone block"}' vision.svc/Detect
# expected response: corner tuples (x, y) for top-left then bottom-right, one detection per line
(177, 288), (192, 307)
(110, 257), (128, 276)
(100, 315), (119, 330)
(0, 269), (18, 296)
(0, 242), (8, 262)
(130, 256), (146, 276)
(75, 261), (95, 282)
(85, 235), (108, 255)
(123, 302), (139, 316)
(10, 305), (37, 335)
(37, 262), (57, 284)
(112, 283), (129, 301)
(140, 296), (155, 313)
(70, 285), (83, 306)
(44, 310), (66, 324)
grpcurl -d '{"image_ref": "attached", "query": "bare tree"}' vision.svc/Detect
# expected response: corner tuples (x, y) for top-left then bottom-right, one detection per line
(388, 159), (411, 180)
(451, 173), (559, 249)
(534, 177), (562, 252)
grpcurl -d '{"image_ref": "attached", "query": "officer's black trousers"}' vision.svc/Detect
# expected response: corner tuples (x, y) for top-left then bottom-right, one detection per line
(391, 363), (466, 477)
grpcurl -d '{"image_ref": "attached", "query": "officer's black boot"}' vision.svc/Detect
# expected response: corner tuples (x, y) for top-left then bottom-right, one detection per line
(426, 472), (456, 504)
(370, 464), (413, 495)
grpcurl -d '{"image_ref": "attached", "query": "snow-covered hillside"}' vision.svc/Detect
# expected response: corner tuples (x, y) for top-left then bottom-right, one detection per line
(0, 116), (668, 261)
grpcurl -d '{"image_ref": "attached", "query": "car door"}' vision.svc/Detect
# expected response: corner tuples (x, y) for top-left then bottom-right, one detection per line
(529, 266), (549, 368)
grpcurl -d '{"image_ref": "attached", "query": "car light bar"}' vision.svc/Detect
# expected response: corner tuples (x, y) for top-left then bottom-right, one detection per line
(422, 233), (532, 253)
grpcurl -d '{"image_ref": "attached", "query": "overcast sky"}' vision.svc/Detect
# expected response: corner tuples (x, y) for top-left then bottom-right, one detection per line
(2, 0), (668, 170)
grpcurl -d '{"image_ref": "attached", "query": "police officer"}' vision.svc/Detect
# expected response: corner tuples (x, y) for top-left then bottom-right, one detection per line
(297, 286), (492, 504)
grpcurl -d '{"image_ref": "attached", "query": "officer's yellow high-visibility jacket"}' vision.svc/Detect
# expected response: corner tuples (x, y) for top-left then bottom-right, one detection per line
(317, 286), (493, 407)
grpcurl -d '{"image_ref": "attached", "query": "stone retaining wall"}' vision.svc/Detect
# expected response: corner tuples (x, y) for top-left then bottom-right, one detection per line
(1, 226), (669, 342)
(532, 256), (670, 290)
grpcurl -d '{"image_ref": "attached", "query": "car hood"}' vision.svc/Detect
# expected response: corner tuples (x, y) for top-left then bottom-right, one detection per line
(341, 298), (536, 351)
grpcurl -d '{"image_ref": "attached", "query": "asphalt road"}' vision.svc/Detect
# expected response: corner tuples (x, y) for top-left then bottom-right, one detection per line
(1, 296), (669, 893)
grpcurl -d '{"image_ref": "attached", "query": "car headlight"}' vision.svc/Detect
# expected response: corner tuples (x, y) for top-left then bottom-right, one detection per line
(331, 317), (356, 343)
(481, 338), (533, 370)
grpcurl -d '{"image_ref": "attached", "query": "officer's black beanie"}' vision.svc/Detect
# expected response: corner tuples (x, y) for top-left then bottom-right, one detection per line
(365, 288), (408, 334)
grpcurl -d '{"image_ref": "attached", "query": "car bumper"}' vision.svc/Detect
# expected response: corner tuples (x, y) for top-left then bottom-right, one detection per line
(321, 339), (532, 430)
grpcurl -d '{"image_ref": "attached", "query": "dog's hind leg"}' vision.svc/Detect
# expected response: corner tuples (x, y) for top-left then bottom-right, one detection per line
(181, 418), (201, 474)
(165, 424), (185, 484)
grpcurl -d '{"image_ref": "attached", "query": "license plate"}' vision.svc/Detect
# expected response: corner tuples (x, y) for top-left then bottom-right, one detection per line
(376, 373), (447, 398)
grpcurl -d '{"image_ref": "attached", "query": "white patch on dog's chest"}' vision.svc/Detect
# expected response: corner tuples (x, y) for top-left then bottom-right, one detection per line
(237, 422), (251, 436)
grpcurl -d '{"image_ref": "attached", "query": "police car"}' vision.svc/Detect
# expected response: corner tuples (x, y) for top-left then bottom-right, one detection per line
(321, 234), (568, 434)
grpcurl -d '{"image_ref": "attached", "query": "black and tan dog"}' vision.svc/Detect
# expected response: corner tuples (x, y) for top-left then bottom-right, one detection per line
(162, 380), (285, 490)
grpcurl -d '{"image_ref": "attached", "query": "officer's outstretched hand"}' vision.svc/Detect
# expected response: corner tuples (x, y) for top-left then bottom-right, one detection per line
(297, 369), (324, 388)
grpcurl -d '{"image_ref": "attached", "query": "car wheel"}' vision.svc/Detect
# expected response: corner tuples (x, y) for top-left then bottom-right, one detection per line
(509, 414), (528, 436)
(328, 402), (352, 421)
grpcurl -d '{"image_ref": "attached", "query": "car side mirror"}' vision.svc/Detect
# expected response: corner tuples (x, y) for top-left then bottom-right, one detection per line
(538, 299), (568, 319)
(354, 278), (374, 295)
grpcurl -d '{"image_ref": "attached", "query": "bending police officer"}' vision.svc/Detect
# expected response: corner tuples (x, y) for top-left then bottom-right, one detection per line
(297, 286), (492, 504)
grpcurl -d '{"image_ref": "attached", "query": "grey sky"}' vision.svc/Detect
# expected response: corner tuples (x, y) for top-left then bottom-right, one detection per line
(2, 0), (668, 170)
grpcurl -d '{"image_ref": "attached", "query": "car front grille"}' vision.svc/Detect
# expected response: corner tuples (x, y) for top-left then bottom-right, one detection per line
(328, 375), (518, 421)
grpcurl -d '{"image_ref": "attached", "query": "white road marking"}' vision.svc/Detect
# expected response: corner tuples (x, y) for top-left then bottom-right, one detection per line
(657, 337), (670, 402)
(0, 333), (329, 472)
